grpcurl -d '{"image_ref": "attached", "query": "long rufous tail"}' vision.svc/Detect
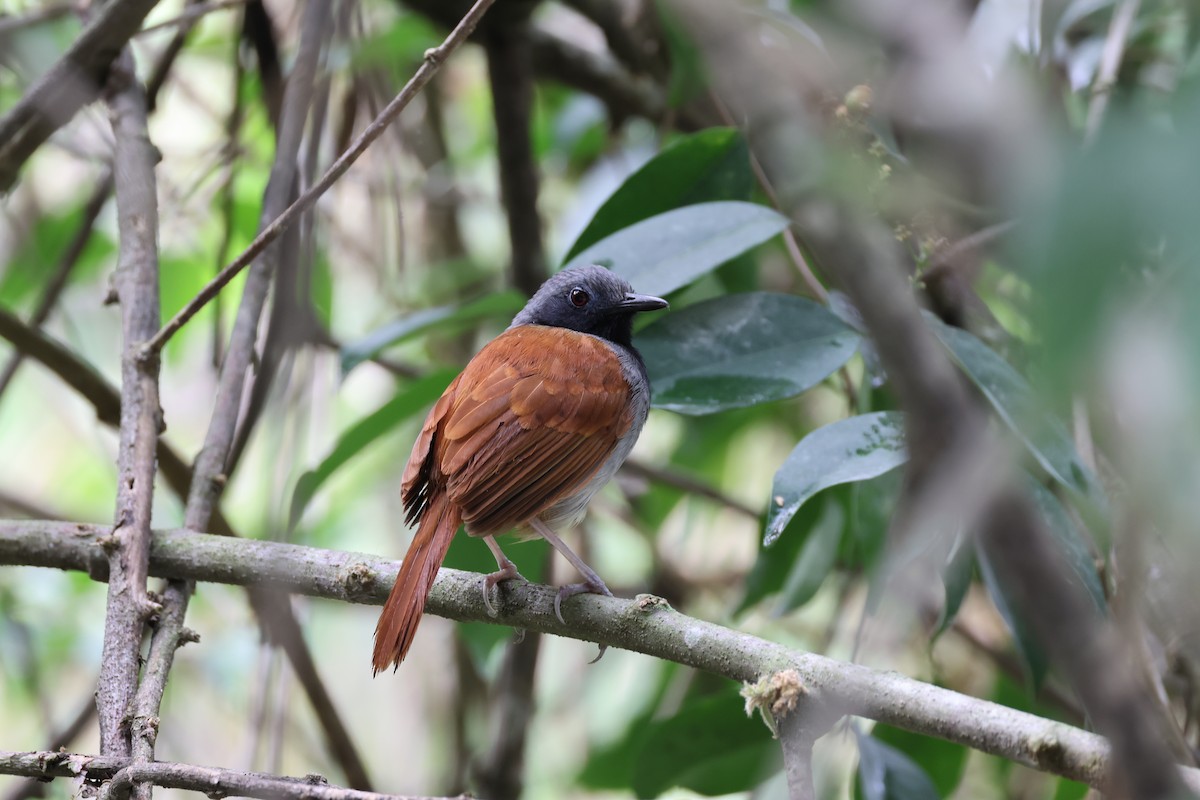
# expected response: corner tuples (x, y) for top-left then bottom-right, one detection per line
(372, 492), (461, 673)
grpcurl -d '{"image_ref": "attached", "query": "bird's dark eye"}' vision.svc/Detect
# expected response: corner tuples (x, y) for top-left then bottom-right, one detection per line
(569, 287), (590, 308)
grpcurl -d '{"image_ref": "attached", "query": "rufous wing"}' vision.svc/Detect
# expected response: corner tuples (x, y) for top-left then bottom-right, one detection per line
(431, 325), (635, 535)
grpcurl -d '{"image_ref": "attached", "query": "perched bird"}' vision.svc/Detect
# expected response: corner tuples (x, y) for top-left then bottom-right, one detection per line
(372, 265), (668, 673)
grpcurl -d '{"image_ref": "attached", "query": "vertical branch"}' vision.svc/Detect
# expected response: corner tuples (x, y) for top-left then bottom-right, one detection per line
(124, 1), (337, 796)
(472, 633), (541, 800)
(484, 8), (546, 296)
(96, 49), (164, 758)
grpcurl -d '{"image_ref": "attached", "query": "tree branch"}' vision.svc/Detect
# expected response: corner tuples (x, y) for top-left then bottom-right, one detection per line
(0, 751), (468, 800)
(141, 0), (498, 355)
(485, 12), (546, 296)
(3, 520), (1199, 793)
(96, 48), (163, 759)
(0, 0), (164, 192)
(0, 309), (372, 792)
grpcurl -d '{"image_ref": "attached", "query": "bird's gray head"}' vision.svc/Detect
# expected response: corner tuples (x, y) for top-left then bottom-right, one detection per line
(510, 265), (668, 347)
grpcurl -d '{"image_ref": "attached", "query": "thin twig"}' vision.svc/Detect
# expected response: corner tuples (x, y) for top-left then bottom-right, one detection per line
(141, 0), (499, 355)
(1083, 0), (1141, 145)
(95, 48), (163, 759)
(0, 751), (468, 800)
(622, 458), (760, 520)
(4, 520), (1200, 793)
(135, 0), (248, 36)
(0, 3), (78, 36)
(0, 173), (112, 408)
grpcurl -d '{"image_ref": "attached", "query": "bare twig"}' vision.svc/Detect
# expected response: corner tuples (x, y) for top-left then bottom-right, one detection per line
(0, 751), (468, 800)
(0, 3), (78, 36)
(135, 0), (248, 37)
(141, 0), (498, 355)
(0, 0), (164, 192)
(96, 48), (163, 759)
(4, 520), (1200, 793)
(621, 458), (760, 520)
(528, 27), (666, 124)
(0, 172), (112, 408)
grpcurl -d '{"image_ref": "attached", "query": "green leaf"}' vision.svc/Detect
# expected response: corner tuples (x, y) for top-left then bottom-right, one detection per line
(868, 725), (965, 798)
(1025, 477), (1106, 613)
(564, 202), (790, 298)
(765, 412), (906, 546)
(564, 128), (753, 260)
(933, 534), (975, 639)
(0, 201), (114, 307)
(632, 689), (777, 798)
(287, 369), (457, 530)
(927, 315), (1102, 505)
(740, 491), (842, 614)
(976, 537), (1049, 688)
(339, 291), (525, 375)
(638, 292), (860, 416)
(856, 730), (942, 800)
(774, 498), (844, 614)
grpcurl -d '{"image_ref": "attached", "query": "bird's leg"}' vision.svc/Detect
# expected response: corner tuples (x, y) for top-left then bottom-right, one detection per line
(482, 535), (526, 617)
(528, 518), (614, 624)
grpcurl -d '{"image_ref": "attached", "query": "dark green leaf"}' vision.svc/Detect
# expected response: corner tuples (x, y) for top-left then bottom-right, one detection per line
(976, 538), (1049, 688)
(775, 498), (844, 614)
(288, 369), (457, 530)
(869, 724), (966, 798)
(765, 412), (906, 545)
(856, 730), (942, 800)
(638, 292), (860, 416)
(934, 535), (975, 639)
(564, 128), (753, 260)
(632, 689), (777, 798)
(927, 315), (1102, 504)
(565, 202), (790, 298)
(741, 491), (840, 614)
(1025, 477), (1106, 613)
(339, 291), (525, 376)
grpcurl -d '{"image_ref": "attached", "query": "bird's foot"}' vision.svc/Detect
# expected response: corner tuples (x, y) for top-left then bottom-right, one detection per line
(555, 579), (613, 664)
(482, 560), (526, 617)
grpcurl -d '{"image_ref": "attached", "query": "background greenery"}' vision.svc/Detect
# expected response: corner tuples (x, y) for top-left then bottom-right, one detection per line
(2, 0), (1199, 798)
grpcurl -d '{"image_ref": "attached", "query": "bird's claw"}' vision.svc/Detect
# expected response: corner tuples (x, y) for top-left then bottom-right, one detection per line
(482, 561), (525, 618)
(553, 578), (614, 625)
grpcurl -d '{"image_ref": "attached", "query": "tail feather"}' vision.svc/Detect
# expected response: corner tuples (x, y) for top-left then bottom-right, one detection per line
(372, 493), (461, 673)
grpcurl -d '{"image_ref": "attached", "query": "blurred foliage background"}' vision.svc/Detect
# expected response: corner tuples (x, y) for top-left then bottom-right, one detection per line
(2, 0), (1200, 798)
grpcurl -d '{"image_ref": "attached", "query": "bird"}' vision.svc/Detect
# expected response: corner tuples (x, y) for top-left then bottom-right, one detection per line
(372, 264), (668, 673)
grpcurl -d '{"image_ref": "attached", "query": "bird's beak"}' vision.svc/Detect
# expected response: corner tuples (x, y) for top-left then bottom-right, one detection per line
(615, 292), (669, 313)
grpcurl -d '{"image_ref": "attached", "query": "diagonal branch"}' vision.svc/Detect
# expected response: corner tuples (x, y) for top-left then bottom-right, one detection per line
(0, 0), (164, 192)
(3, 521), (1200, 793)
(141, 0), (498, 355)
(96, 48), (163, 760)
